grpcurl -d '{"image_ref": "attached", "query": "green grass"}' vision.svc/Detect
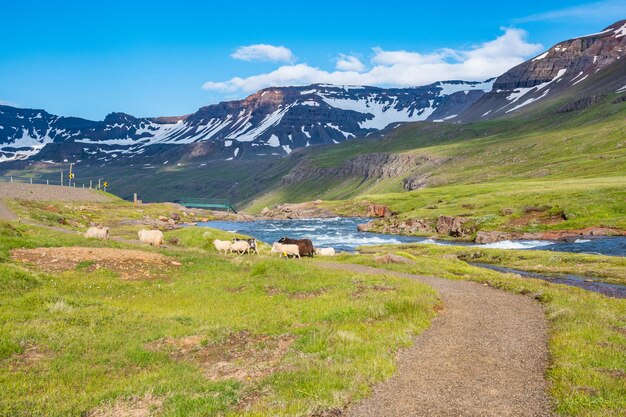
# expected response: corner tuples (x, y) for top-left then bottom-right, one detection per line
(331, 244), (626, 416)
(0, 221), (437, 416)
(4, 198), (217, 240)
(353, 176), (626, 235)
(429, 244), (626, 285)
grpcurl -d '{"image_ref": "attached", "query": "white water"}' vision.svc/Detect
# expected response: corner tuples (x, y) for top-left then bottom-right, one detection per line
(199, 217), (626, 256)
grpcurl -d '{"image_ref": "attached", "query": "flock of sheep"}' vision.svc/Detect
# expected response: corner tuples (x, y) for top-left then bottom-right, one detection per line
(214, 236), (335, 258)
(85, 226), (335, 258)
(213, 237), (259, 255)
(84, 226), (164, 246)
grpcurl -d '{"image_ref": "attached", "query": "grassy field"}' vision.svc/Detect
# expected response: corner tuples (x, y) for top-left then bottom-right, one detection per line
(351, 176), (626, 234)
(332, 244), (626, 416)
(2, 194), (625, 416)
(3, 197), (221, 241)
(0, 222), (437, 416)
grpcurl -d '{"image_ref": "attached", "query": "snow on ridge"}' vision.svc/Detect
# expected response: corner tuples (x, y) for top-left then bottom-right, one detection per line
(267, 134), (280, 147)
(505, 88), (550, 113)
(318, 93), (436, 129)
(579, 28), (612, 38)
(432, 114), (458, 122)
(576, 22), (625, 39)
(435, 79), (495, 95)
(326, 123), (355, 138)
(504, 69), (566, 106)
(532, 51), (549, 61)
(615, 22), (626, 38)
(228, 105), (292, 142)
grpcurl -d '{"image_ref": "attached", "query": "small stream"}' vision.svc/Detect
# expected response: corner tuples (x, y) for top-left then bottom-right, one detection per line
(470, 263), (626, 299)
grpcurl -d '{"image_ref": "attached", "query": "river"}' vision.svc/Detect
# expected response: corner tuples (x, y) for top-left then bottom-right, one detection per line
(199, 217), (626, 257)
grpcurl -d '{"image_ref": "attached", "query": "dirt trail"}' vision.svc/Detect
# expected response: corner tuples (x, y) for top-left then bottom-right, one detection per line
(0, 200), (17, 220)
(316, 262), (552, 417)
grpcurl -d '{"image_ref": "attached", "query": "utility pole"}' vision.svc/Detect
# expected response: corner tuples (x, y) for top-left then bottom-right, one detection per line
(68, 163), (74, 187)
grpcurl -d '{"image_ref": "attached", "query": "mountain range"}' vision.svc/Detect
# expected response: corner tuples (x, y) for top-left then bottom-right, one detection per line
(0, 19), (625, 167)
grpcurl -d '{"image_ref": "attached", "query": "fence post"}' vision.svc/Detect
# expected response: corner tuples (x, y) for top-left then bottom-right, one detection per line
(10, 177), (12, 183)
(47, 180), (49, 185)
(82, 184), (85, 188)
(89, 180), (92, 189)
(30, 178), (33, 184)
(61, 171), (63, 187)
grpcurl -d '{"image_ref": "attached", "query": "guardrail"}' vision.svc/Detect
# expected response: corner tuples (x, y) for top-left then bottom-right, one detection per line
(179, 197), (237, 213)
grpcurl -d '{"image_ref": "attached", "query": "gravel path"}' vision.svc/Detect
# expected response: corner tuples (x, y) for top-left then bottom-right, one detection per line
(0, 200), (17, 220)
(316, 262), (552, 417)
(0, 183), (112, 202)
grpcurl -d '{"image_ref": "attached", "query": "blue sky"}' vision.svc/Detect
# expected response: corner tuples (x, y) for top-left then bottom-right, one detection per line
(1, 0), (625, 119)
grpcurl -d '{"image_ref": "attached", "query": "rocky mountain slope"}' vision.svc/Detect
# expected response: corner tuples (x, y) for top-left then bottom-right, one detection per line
(458, 19), (626, 120)
(0, 80), (492, 163)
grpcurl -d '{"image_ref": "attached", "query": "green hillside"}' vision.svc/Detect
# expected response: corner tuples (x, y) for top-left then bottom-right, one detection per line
(242, 93), (626, 236)
(248, 92), (626, 209)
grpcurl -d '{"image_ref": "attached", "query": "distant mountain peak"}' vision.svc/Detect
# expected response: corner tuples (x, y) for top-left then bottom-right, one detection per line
(456, 19), (626, 121)
(0, 79), (494, 164)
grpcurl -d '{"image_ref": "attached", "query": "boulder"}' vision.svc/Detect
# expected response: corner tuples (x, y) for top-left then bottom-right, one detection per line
(436, 216), (474, 237)
(402, 175), (430, 191)
(260, 207), (271, 216)
(158, 215), (168, 222)
(357, 221), (375, 232)
(368, 204), (392, 218)
(475, 231), (515, 244)
(170, 212), (181, 221)
(374, 254), (414, 264)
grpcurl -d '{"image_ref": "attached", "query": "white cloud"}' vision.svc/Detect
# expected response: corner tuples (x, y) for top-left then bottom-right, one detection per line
(513, 1), (626, 23)
(203, 28), (543, 93)
(231, 44), (294, 63)
(335, 54), (366, 72)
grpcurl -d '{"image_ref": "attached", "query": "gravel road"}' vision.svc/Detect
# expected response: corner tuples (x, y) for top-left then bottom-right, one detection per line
(317, 262), (552, 417)
(0, 182), (113, 220)
(0, 182), (112, 203)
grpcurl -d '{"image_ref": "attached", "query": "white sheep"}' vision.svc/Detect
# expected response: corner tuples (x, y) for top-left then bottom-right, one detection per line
(316, 247), (335, 256)
(138, 229), (164, 247)
(84, 226), (109, 240)
(213, 239), (232, 254)
(271, 242), (301, 259)
(230, 240), (251, 255)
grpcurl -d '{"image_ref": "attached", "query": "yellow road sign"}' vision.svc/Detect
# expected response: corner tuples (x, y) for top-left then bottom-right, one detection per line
(103, 181), (108, 187)
(68, 173), (75, 179)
